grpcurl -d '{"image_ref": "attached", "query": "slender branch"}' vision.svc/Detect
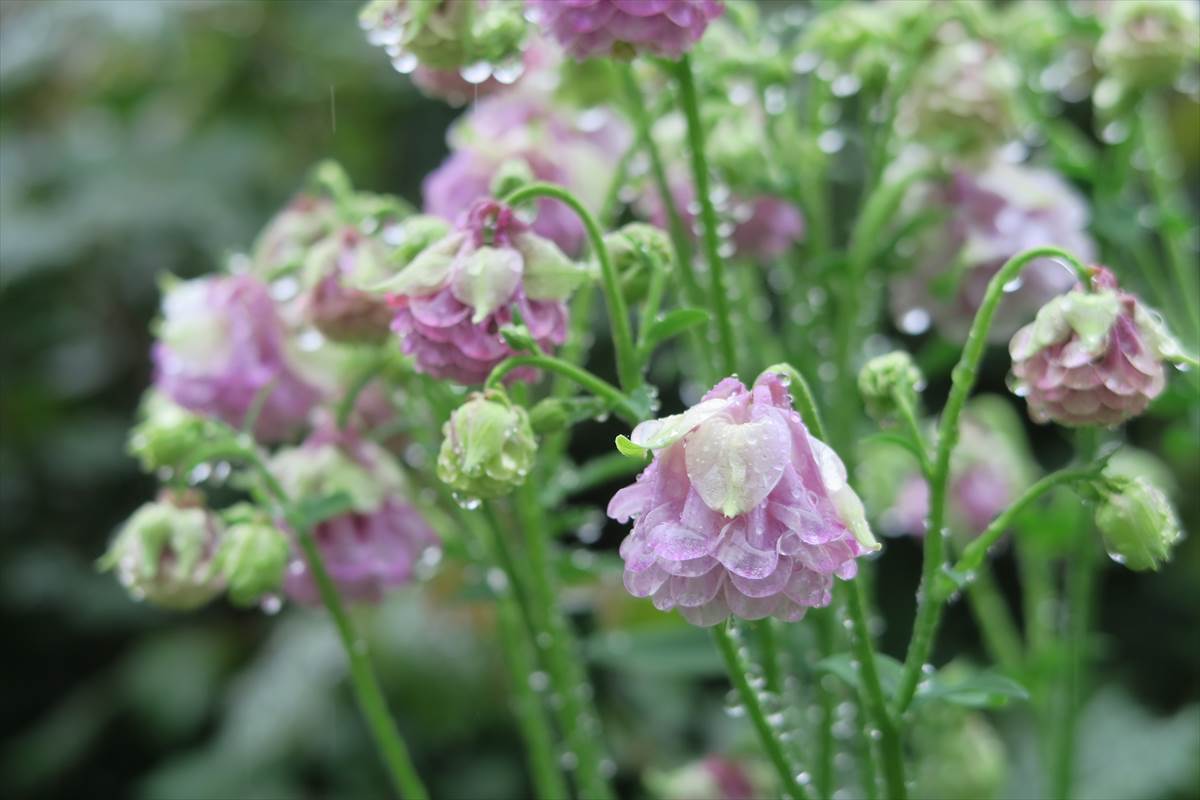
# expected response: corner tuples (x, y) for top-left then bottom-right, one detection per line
(712, 624), (810, 800)
(762, 362), (827, 440)
(337, 356), (384, 430)
(484, 354), (641, 426)
(674, 54), (737, 376)
(894, 246), (1090, 715)
(504, 182), (639, 390)
(811, 609), (840, 800)
(842, 581), (907, 800)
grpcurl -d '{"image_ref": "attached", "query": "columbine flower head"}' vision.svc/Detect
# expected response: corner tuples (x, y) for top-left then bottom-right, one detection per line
(379, 199), (586, 384)
(865, 396), (1037, 538)
(608, 372), (879, 627)
(423, 92), (630, 254)
(153, 275), (321, 442)
(251, 193), (337, 278)
(437, 390), (537, 500)
(1095, 0), (1200, 91)
(890, 158), (1096, 342)
(1009, 267), (1182, 427)
(528, 0), (725, 60)
(1095, 475), (1182, 571)
(410, 37), (555, 106)
(897, 38), (1020, 156)
(301, 226), (395, 343)
(99, 491), (224, 610)
(128, 391), (219, 473)
(359, 0), (528, 73)
(272, 426), (438, 605)
(605, 222), (674, 303)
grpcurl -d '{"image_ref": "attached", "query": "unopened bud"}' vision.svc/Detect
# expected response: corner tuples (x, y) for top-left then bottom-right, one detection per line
(858, 351), (925, 421)
(1095, 476), (1182, 571)
(437, 390), (537, 499)
(217, 508), (289, 606)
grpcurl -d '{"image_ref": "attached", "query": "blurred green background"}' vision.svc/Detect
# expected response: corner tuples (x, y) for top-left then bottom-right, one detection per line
(1, 2), (1198, 799)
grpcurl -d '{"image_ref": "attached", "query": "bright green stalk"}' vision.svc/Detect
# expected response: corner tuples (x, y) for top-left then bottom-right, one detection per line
(674, 54), (737, 376)
(894, 246), (1090, 715)
(713, 624), (810, 800)
(503, 182), (639, 391)
(484, 353), (640, 426)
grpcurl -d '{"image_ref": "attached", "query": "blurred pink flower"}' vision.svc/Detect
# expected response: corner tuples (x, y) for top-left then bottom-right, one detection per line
(529, 0), (724, 60)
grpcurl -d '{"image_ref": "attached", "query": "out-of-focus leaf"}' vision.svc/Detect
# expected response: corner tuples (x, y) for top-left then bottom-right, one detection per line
(816, 652), (905, 698)
(915, 668), (1030, 709)
(587, 625), (725, 677)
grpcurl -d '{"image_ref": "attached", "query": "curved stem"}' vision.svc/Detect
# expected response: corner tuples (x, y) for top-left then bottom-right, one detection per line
(233, 444), (429, 800)
(712, 624), (809, 800)
(674, 54), (737, 376)
(894, 245), (1089, 715)
(843, 582), (907, 800)
(337, 356), (384, 430)
(503, 182), (639, 391)
(484, 354), (640, 425)
(762, 362), (827, 440)
(892, 391), (932, 479)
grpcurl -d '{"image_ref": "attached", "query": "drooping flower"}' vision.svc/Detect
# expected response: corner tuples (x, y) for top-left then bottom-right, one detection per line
(99, 491), (225, 610)
(423, 92), (630, 254)
(608, 373), (879, 627)
(251, 193), (337, 278)
(379, 199), (586, 384)
(301, 226), (395, 343)
(215, 509), (290, 606)
(889, 159), (1096, 343)
(153, 275), (321, 442)
(437, 390), (537, 500)
(1095, 0), (1200, 91)
(409, 37), (555, 106)
(1095, 474), (1182, 571)
(1008, 267), (1181, 427)
(528, 0), (725, 60)
(359, 0), (529, 74)
(273, 427), (438, 605)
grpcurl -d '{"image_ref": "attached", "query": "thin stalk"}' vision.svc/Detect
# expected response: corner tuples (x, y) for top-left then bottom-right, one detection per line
(811, 608), (838, 800)
(892, 391), (932, 478)
(757, 620), (783, 697)
(484, 354), (640, 426)
(336, 357), (383, 429)
(674, 54), (737, 376)
(495, 584), (571, 800)
(504, 182), (639, 390)
(712, 624), (810, 800)
(235, 444), (428, 800)
(842, 581), (907, 800)
(512, 488), (616, 800)
(894, 246), (1090, 715)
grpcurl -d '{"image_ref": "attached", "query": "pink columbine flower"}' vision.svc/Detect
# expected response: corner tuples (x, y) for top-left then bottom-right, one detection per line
(274, 426), (438, 605)
(423, 92), (630, 254)
(379, 199), (586, 384)
(302, 226), (395, 343)
(528, 0), (725, 60)
(889, 159), (1096, 342)
(153, 275), (320, 442)
(608, 373), (879, 626)
(639, 173), (805, 261)
(1009, 267), (1182, 426)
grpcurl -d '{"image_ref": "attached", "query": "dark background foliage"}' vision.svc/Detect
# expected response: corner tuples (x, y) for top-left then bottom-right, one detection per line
(1, 2), (1197, 799)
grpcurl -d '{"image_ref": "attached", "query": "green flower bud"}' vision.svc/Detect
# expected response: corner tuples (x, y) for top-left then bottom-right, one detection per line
(489, 158), (535, 200)
(1096, 0), (1199, 90)
(857, 351), (925, 421)
(127, 392), (220, 474)
(437, 390), (537, 500)
(604, 223), (673, 304)
(359, 0), (527, 72)
(1095, 476), (1183, 571)
(216, 510), (289, 606)
(99, 493), (224, 610)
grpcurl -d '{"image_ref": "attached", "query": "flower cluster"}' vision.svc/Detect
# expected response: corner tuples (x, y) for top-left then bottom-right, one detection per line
(608, 373), (878, 626)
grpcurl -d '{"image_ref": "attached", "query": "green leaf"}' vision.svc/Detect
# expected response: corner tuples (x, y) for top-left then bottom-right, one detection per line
(637, 308), (709, 358)
(817, 653), (906, 699)
(916, 669), (1030, 709)
(292, 491), (356, 528)
(615, 434), (648, 459)
(586, 626), (724, 677)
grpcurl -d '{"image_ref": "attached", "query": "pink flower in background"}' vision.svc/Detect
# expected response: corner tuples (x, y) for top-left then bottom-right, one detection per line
(153, 275), (320, 442)
(423, 92), (630, 254)
(638, 173), (805, 261)
(1009, 267), (1179, 426)
(382, 199), (587, 384)
(608, 373), (878, 626)
(529, 0), (725, 60)
(890, 160), (1096, 342)
(303, 227), (395, 343)
(275, 426), (438, 605)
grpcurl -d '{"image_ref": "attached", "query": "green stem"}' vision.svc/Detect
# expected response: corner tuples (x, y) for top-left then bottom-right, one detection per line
(674, 54), (737, 376)
(504, 182), (639, 390)
(892, 391), (932, 478)
(842, 582), (907, 800)
(811, 608), (838, 800)
(894, 246), (1090, 715)
(513, 488), (615, 800)
(964, 569), (1024, 673)
(712, 624), (809, 800)
(757, 620), (783, 697)
(484, 354), (640, 426)
(762, 362), (827, 440)
(495, 590), (571, 800)
(337, 356), (384, 430)
(238, 444), (429, 800)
